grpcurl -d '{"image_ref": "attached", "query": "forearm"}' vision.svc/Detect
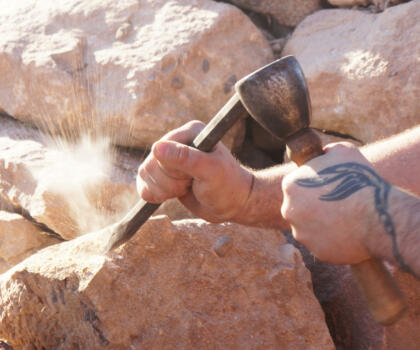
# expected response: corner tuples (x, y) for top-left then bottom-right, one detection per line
(235, 126), (420, 229)
(361, 126), (420, 275)
(233, 162), (296, 229)
(361, 125), (420, 196)
(365, 186), (420, 278)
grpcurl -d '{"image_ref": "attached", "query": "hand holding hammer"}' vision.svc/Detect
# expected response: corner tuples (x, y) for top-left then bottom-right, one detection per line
(107, 56), (406, 325)
(235, 56), (407, 325)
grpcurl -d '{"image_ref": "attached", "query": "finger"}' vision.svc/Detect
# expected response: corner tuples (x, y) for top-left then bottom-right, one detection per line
(137, 166), (169, 203)
(323, 141), (357, 153)
(153, 140), (221, 181)
(143, 158), (191, 197)
(162, 120), (206, 144)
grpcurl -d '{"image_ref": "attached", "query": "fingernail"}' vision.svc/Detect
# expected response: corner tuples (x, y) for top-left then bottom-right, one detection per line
(154, 142), (168, 158)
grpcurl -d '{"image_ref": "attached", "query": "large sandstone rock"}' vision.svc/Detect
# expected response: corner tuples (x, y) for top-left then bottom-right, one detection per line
(0, 115), (140, 240)
(290, 235), (420, 350)
(0, 211), (60, 274)
(228, 0), (322, 27)
(283, 1), (420, 144)
(0, 0), (271, 149)
(0, 217), (334, 349)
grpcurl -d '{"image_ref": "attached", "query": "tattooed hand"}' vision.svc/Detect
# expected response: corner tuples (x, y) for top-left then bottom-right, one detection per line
(281, 142), (389, 265)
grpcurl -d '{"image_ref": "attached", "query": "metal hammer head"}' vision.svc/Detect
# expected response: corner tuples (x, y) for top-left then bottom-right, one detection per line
(235, 56), (311, 140)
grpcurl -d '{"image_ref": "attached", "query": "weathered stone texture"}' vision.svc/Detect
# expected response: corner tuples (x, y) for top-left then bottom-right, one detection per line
(283, 0), (420, 143)
(0, 217), (334, 349)
(0, 0), (271, 149)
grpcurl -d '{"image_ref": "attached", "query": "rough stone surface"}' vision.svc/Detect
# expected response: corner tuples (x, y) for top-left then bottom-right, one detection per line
(283, 1), (420, 144)
(328, 0), (404, 11)
(0, 115), (140, 240)
(0, 211), (60, 274)
(0, 0), (271, 149)
(228, 0), (322, 27)
(289, 234), (420, 350)
(0, 217), (334, 349)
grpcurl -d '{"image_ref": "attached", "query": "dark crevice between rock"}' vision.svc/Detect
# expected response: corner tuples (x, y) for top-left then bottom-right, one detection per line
(312, 127), (363, 143)
(234, 117), (281, 168)
(0, 340), (13, 350)
(283, 230), (384, 349)
(213, 0), (294, 57)
(0, 192), (65, 242)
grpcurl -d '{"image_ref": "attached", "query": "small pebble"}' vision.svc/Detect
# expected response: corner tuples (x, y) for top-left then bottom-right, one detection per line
(171, 76), (184, 89)
(202, 58), (210, 73)
(115, 22), (132, 41)
(213, 236), (234, 257)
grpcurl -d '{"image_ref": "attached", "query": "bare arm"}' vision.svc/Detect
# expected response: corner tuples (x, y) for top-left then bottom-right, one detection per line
(138, 122), (420, 274)
(236, 126), (420, 229)
(362, 125), (420, 197)
(364, 186), (420, 277)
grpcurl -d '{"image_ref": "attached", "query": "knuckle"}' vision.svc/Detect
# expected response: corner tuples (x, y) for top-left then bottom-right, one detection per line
(186, 119), (205, 129)
(165, 121), (205, 143)
(138, 186), (154, 202)
(143, 187), (167, 203)
(175, 144), (190, 164)
(138, 166), (148, 181)
(280, 203), (290, 221)
(327, 141), (357, 154)
(281, 174), (297, 196)
(173, 182), (189, 197)
(186, 120), (206, 136)
(291, 227), (307, 245)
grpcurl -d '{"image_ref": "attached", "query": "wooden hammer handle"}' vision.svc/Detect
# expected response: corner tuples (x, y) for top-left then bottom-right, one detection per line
(286, 127), (407, 326)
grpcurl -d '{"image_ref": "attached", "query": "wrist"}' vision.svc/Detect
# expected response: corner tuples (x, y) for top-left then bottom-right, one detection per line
(365, 187), (419, 276)
(231, 163), (295, 229)
(228, 165), (255, 223)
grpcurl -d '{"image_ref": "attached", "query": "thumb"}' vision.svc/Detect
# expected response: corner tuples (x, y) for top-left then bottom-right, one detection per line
(153, 140), (215, 181)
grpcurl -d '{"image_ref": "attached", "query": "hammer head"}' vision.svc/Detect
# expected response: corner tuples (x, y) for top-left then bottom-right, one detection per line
(235, 56), (311, 140)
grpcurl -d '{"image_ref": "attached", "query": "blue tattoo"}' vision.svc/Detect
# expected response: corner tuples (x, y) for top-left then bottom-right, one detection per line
(296, 162), (413, 274)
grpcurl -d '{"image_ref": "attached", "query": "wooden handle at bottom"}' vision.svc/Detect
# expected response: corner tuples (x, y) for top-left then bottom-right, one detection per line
(351, 258), (407, 325)
(286, 128), (407, 325)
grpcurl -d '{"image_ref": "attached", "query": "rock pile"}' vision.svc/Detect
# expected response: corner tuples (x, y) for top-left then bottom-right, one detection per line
(0, 0), (419, 349)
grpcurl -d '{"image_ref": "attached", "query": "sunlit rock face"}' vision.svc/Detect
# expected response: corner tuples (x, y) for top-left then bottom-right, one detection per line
(283, 0), (420, 143)
(0, 217), (334, 349)
(0, 0), (271, 149)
